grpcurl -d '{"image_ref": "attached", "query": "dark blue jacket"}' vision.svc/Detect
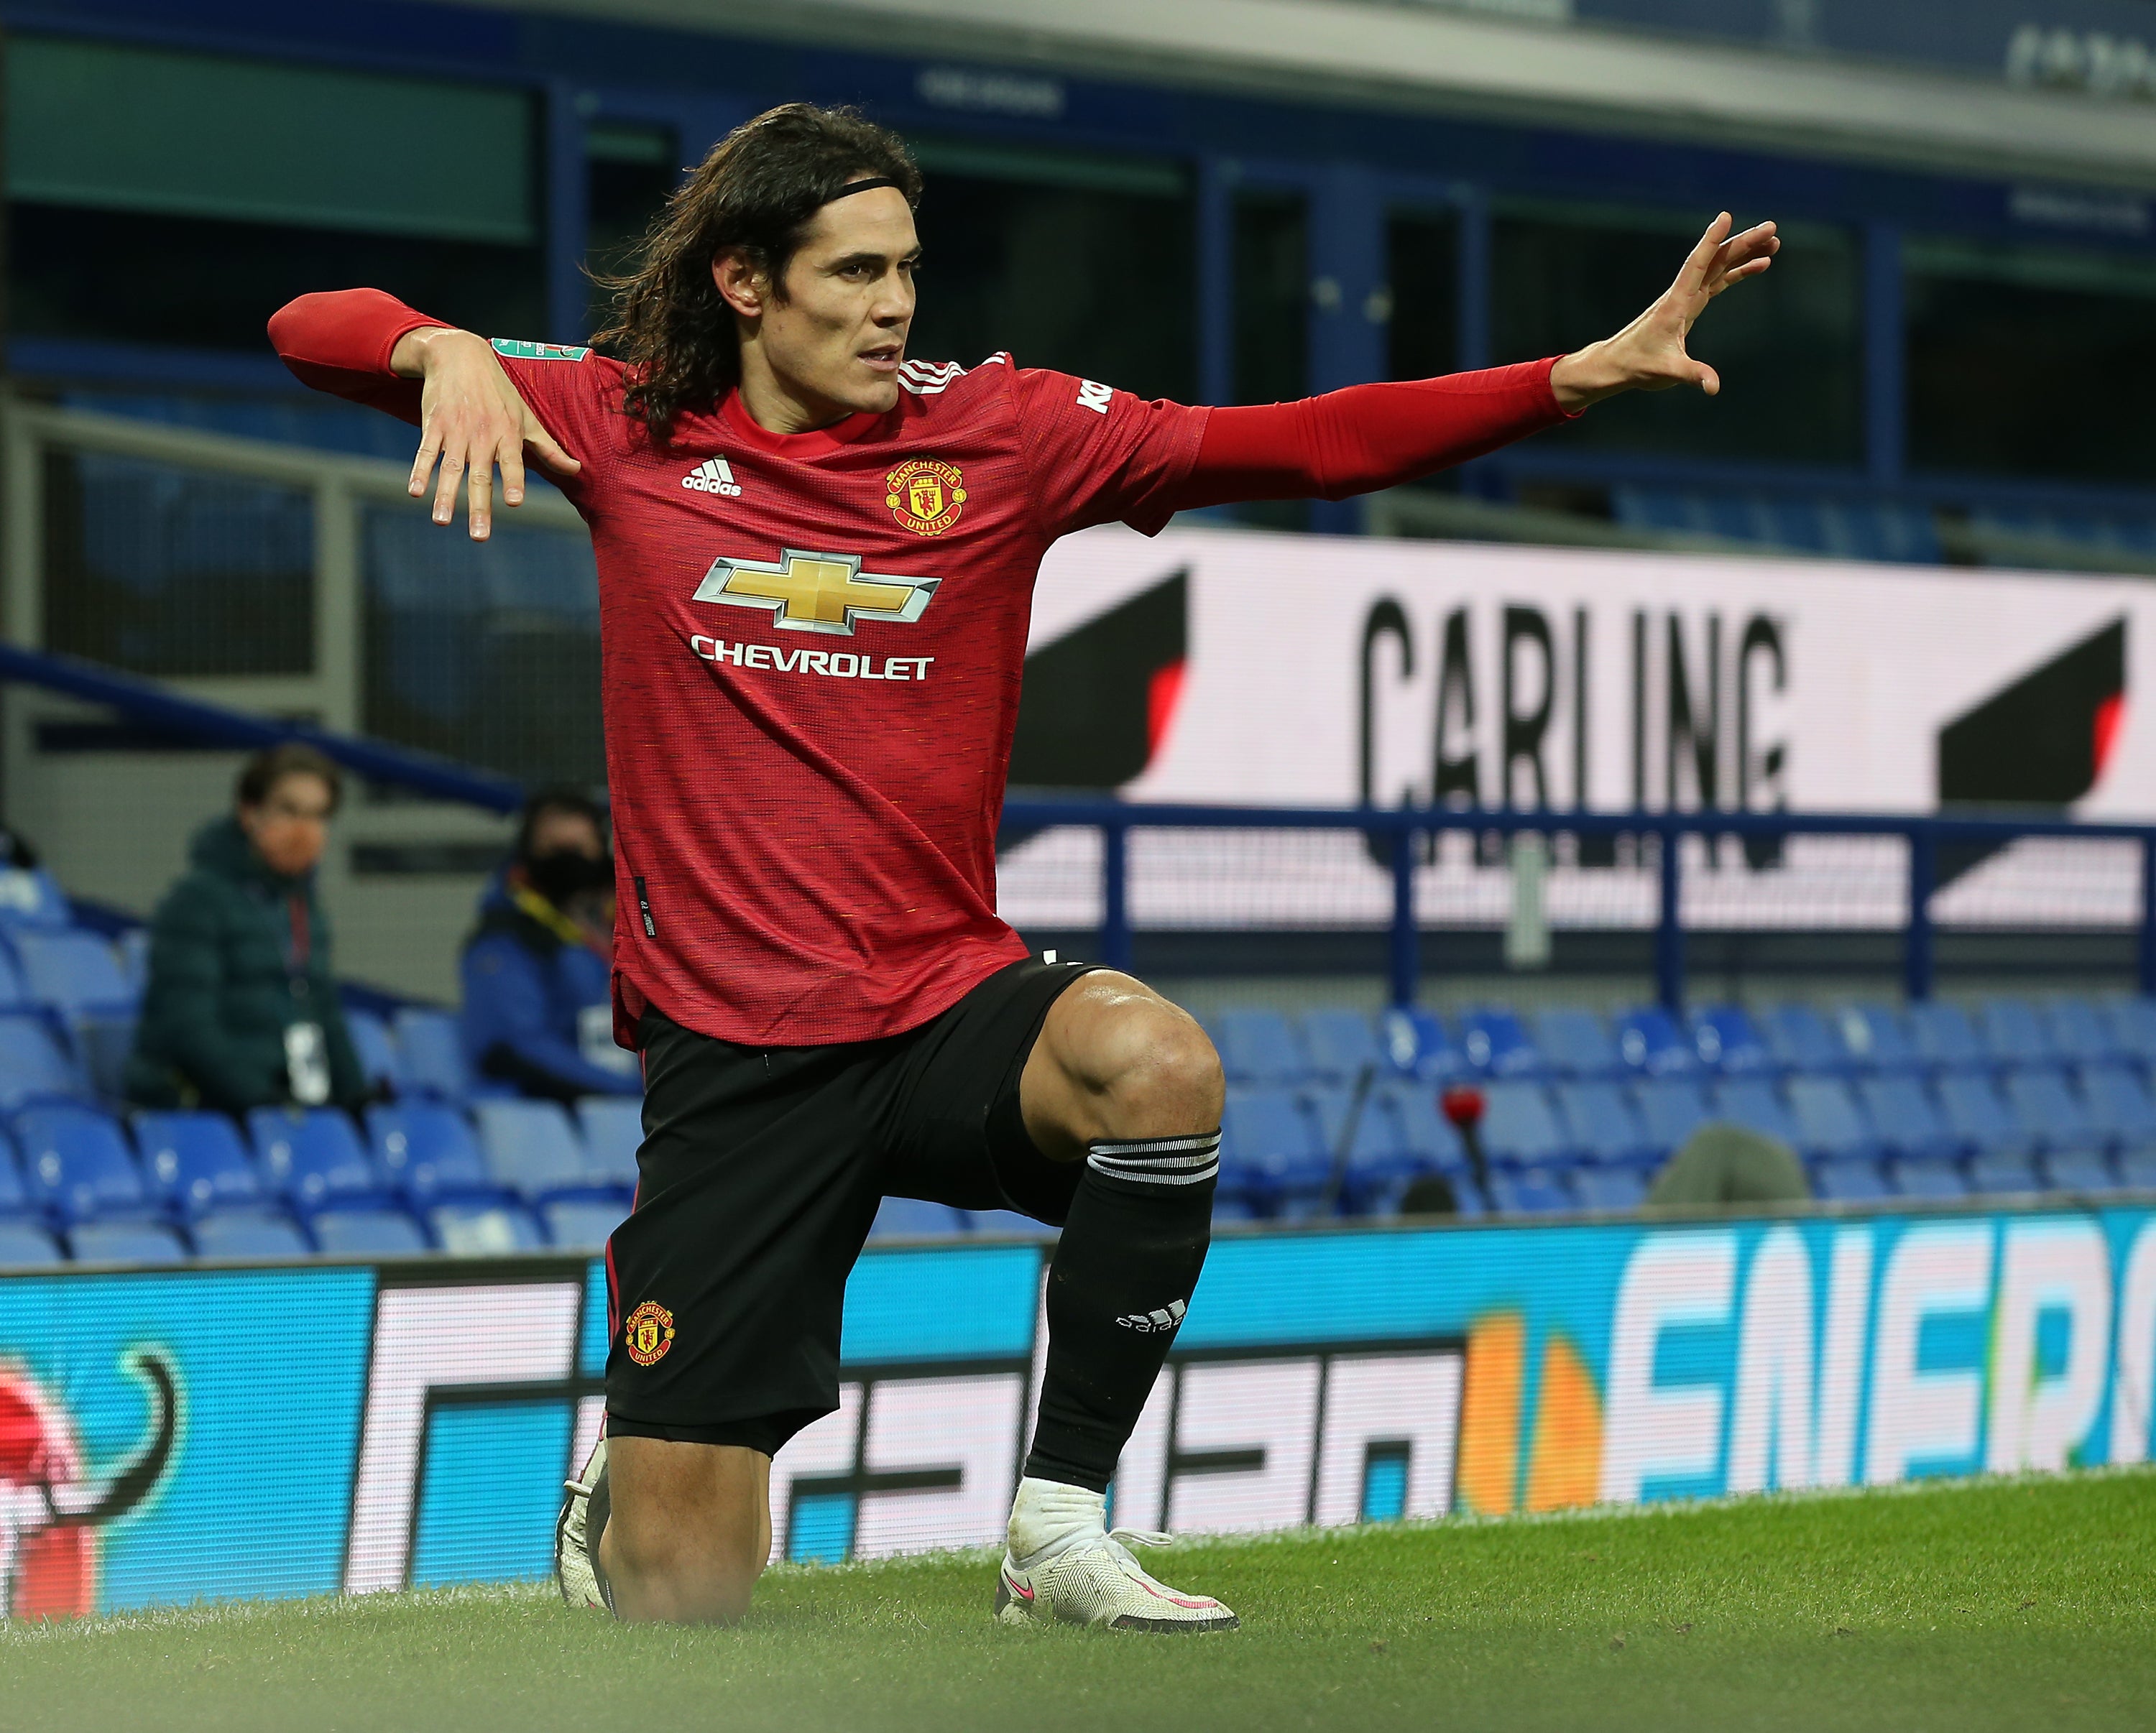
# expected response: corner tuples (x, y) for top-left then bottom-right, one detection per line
(459, 875), (640, 1101)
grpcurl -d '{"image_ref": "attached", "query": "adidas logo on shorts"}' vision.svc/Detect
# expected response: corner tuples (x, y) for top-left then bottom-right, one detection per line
(1115, 1297), (1187, 1334)
(682, 456), (742, 497)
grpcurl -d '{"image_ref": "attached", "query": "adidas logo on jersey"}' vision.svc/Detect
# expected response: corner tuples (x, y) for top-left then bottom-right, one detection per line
(1115, 1298), (1187, 1334)
(683, 457), (742, 497)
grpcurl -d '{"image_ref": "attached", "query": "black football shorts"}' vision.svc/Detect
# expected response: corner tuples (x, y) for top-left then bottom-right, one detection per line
(602, 956), (1100, 1455)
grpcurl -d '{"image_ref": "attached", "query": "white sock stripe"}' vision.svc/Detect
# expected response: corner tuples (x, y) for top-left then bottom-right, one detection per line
(1085, 1155), (1220, 1186)
(1089, 1134), (1221, 1157)
(1089, 1150), (1218, 1174)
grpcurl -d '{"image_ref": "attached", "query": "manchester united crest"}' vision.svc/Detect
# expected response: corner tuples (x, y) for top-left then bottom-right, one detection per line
(885, 458), (967, 537)
(623, 1300), (676, 1367)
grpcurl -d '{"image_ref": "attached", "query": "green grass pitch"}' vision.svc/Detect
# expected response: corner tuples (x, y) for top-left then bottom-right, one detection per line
(4, 1470), (2152, 1733)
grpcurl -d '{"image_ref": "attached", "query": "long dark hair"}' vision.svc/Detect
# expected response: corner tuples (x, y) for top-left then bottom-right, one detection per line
(593, 103), (921, 445)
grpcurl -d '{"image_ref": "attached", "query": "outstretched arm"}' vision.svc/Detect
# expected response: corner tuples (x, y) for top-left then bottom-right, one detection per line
(1168, 213), (1777, 509)
(269, 290), (581, 540)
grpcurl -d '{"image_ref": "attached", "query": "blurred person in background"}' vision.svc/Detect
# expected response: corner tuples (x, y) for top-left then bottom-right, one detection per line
(124, 744), (370, 1116)
(461, 787), (640, 1101)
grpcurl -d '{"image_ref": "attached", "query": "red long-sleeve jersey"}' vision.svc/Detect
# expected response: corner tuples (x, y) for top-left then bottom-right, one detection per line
(269, 290), (1567, 1045)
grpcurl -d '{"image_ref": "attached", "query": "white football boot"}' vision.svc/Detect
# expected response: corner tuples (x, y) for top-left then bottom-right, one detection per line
(993, 1476), (1239, 1632)
(556, 1434), (615, 1614)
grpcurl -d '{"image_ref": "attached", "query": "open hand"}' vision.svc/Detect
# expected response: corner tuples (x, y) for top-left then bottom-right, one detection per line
(392, 327), (581, 539)
(1549, 213), (1779, 411)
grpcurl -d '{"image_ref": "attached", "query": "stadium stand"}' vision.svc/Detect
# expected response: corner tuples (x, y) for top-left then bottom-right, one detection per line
(0, 861), (2150, 1259)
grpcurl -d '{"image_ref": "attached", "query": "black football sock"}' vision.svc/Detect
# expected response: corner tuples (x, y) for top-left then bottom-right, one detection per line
(1023, 1131), (1220, 1494)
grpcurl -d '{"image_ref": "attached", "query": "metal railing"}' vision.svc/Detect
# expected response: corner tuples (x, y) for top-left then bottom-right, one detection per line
(1000, 798), (2156, 1009)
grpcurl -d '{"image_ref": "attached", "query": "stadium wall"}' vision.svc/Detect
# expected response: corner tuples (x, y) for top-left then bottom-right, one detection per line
(4, 1201), (2154, 1615)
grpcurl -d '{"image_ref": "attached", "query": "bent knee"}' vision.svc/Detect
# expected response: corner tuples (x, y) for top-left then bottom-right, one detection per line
(1071, 984), (1223, 1127)
(607, 1532), (763, 1625)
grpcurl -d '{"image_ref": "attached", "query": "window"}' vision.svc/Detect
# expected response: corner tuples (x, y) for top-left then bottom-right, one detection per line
(1906, 238), (2156, 482)
(1230, 190), (1309, 530)
(584, 123), (680, 338)
(6, 39), (543, 350)
(904, 142), (1196, 403)
(1386, 209), (1458, 383)
(1492, 203), (1861, 464)
(10, 206), (544, 352)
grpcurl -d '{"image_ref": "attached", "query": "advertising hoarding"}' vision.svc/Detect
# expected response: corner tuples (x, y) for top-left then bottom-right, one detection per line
(3, 1202), (2153, 1614)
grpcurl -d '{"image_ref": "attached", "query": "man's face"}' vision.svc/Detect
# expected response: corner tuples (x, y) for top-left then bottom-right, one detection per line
(718, 188), (919, 420)
(528, 808), (602, 861)
(239, 772), (333, 878)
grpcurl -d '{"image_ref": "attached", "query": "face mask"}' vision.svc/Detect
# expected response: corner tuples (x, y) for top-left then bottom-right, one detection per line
(525, 849), (612, 907)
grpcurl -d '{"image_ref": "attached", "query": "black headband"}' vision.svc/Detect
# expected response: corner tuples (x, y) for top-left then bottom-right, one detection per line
(827, 177), (902, 203)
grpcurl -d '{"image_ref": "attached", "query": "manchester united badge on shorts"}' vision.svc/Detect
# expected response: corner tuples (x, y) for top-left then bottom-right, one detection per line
(885, 458), (967, 536)
(623, 1300), (676, 1367)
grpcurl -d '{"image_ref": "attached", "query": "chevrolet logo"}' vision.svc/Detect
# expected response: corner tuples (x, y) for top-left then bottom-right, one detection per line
(692, 549), (940, 637)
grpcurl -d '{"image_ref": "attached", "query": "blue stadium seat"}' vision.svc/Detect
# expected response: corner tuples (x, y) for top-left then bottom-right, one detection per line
(1305, 1085), (1404, 1176)
(1458, 1009), (1542, 1079)
(1978, 998), (2054, 1068)
(1572, 1165), (1647, 1210)
(393, 1007), (473, 1100)
(1999, 1068), (2105, 1156)
(1690, 1006), (1769, 1073)
(1386, 1086), (1468, 1174)
(1554, 1081), (1654, 1167)
(2043, 1150), (2120, 1194)
(1907, 1002), (1985, 1073)
(542, 1196), (630, 1251)
(2101, 998), (2156, 1071)
(0, 1014), (90, 1112)
(1614, 1007), (1697, 1076)
(1833, 1004), (1919, 1075)
(1786, 1077), (1878, 1162)
(2046, 997), (2118, 1068)
(15, 1106), (150, 1222)
(134, 1111), (262, 1216)
(1935, 1073), (2034, 1160)
(471, 1099), (592, 1201)
(248, 1108), (385, 1211)
(68, 1221), (187, 1265)
(867, 1196), (965, 1239)
(1966, 1152), (2042, 1196)
(1212, 1009), (1309, 1086)
(1892, 1160), (1969, 1201)
(575, 1098), (643, 1191)
(1854, 1076), (1961, 1164)
(345, 1009), (400, 1096)
(0, 866), (72, 931)
(1761, 1004), (1849, 1076)
(0, 1220), (63, 1265)
(2120, 1152), (2156, 1190)
(1478, 1081), (1573, 1168)
(367, 1104), (494, 1203)
(311, 1209), (430, 1256)
(1486, 1168), (1573, 1214)
(1811, 1157), (1892, 1202)
(428, 1201), (546, 1255)
(0, 948), (32, 1013)
(9, 930), (137, 1017)
(1634, 1077), (1711, 1155)
(2081, 1064), (2156, 1152)
(115, 928), (150, 997)
(1304, 1009), (1384, 1083)
(1377, 1008), (1466, 1083)
(1218, 1087), (1326, 1200)
(190, 1211), (311, 1260)
(1531, 1009), (1623, 1081)
(1212, 1193), (1266, 1224)
(1709, 1078), (1804, 1150)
